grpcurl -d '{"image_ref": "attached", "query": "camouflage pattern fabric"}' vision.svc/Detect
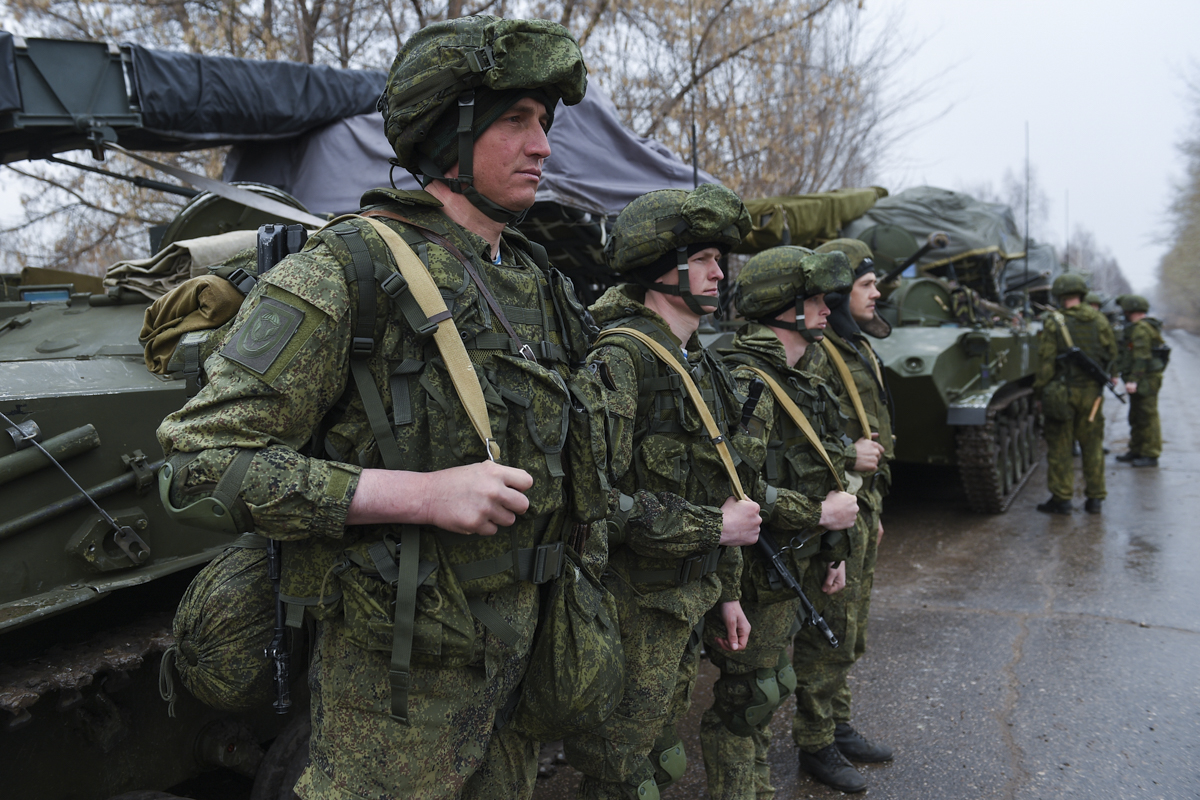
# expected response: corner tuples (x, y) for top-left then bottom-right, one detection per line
(562, 283), (753, 798)
(603, 186), (750, 274)
(1127, 373), (1163, 458)
(730, 248), (852, 321)
(1034, 304), (1115, 501)
(701, 324), (853, 800)
(1119, 314), (1165, 457)
(1044, 384), (1106, 501)
(158, 188), (588, 798)
(791, 330), (891, 754)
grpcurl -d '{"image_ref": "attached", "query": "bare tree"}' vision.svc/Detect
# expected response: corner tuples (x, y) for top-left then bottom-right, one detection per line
(1157, 65), (1200, 331)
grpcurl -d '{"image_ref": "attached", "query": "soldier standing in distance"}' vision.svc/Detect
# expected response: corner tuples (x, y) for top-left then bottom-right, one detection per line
(788, 239), (894, 793)
(1033, 273), (1117, 514)
(1115, 294), (1167, 467)
(562, 186), (761, 800)
(157, 17), (593, 799)
(703, 247), (860, 799)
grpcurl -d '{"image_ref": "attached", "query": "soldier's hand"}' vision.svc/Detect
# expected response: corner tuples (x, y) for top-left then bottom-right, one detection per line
(712, 600), (751, 652)
(819, 491), (859, 531)
(719, 496), (761, 546)
(348, 462), (533, 536)
(1126, 381), (1138, 395)
(876, 519), (885, 547)
(822, 561), (846, 594)
(853, 434), (885, 472)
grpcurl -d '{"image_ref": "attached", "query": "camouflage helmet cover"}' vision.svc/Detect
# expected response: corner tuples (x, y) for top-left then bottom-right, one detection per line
(1118, 294), (1150, 313)
(815, 238), (877, 279)
(1051, 273), (1089, 298)
(604, 184), (751, 274)
(732, 246), (852, 320)
(1085, 291), (1103, 305)
(380, 16), (588, 171)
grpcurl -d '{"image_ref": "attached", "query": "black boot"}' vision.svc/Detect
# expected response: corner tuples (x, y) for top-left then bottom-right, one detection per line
(835, 722), (894, 763)
(1130, 456), (1159, 467)
(1036, 497), (1073, 515)
(1115, 452), (1138, 462)
(799, 743), (867, 793)
(1084, 498), (1103, 514)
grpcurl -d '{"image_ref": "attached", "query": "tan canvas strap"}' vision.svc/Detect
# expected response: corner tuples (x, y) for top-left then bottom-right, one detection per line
(864, 342), (885, 388)
(1050, 310), (1075, 348)
(359, 217), (500, 462)
(821, 339), (872, 439)
(596, 327), (745, 500)
(740, 367), (845, 493)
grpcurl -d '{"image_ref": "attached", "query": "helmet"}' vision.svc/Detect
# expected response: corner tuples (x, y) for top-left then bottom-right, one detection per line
(605, 184), (751, 314)
(379, 16), (587, 222)
(1118, 294), (1150, 314)
(1085, 291), (1103, 306)
(731, 246), (851, 342)
(816, 238), (878, 280)
(1050, 273), (1088, 299)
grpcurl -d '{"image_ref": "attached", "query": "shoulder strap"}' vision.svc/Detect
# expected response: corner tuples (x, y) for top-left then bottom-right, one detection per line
(1050, 310), (1075, 348)
(358, 216), (501, 463)
(820, 338), (872, 439)
(596, 326), (746, 501)
(739, 366), (845, 492)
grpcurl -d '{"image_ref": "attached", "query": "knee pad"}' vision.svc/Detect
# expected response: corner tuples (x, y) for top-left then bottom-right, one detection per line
(651, 739), (686, 788)
(720, 666), (788, 737)
(775, 651), (797, 699)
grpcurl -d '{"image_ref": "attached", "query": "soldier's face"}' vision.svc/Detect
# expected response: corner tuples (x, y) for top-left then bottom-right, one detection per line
(469, 97), (552, 211)
(849, 272), (880, 324)
(654, 246), (724, 313)
(803, 293), (830, 331)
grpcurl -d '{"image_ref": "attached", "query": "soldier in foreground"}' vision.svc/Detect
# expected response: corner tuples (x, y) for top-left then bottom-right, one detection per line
(1033, 274), (1117, 514)
(157, 17), (592, 799)
(703, 247), (860, 799)
(1115, 294), (1167, 467)
(788, 239), (894, 793)
(563, 186), (761, 800)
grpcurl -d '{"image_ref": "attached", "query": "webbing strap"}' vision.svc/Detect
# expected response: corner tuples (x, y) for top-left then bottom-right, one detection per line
(466, 597), (520, 648)
(1050, 311), (1076, 348)
(596, 327), (746, 500)
(627, 547), (722, 586)
(739, 367), (845, 493)
(359, 216), (500, 462)
(389, 526), (420, 724)
(820, 339), (872, 442)
(212, 449), (256, 533)
(450, 541), (565, 585)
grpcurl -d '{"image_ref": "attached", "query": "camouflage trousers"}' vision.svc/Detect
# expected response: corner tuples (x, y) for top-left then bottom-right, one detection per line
(294, 581), (540, 800)
(700, 589), (801, 800)
(1128, 372), (1162, 458)
(563, 579), (701, 800)
(1044, 384), (1106, 501)
(792, 505), (880, 751)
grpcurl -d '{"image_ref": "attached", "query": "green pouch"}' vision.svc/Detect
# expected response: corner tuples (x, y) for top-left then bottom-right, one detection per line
(511, 547), (625, 740)
(565, 366), (613, 524)
(1041, 380), (1071, 423)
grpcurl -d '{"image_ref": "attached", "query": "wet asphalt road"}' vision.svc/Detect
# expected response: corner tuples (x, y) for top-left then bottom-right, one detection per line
(534, 329), (1200, 800)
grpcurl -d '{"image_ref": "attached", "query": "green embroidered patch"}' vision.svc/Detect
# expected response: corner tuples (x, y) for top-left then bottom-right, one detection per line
(222, 296), (303, 375)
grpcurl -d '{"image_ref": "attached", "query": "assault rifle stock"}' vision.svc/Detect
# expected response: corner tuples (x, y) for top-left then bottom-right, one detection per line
(1057, 346), (1126, 404)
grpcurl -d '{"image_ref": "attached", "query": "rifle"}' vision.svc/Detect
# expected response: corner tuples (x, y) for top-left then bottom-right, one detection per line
(739, 379), (839, 649)
(1057, 346), (1126, 404)
(255, 223), (308, 715)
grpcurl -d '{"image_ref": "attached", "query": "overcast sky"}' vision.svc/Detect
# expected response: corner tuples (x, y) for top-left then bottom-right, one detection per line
(871, 0), (1200, 294)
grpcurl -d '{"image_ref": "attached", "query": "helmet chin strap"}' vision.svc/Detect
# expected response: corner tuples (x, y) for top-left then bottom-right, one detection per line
(758, 297), (823, 342)
(645, 244), (718, 316)
(420, 91), (527, 226)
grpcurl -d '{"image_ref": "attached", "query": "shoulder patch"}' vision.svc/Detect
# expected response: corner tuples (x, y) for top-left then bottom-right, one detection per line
(221, 296), (305, 375)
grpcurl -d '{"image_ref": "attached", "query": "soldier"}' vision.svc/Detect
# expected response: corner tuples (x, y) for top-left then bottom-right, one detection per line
(562, 185), (762, 800)
(1086, 291), (1104, 312)
(1115, 294), (1167, 467)
(1033, 273), (1117, 514)
(703, 246), (860, 799)
(788, 239), (894, 793)
(157, 17), (592, 800)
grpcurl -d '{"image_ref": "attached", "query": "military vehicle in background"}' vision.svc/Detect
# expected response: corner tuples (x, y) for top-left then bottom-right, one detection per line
(0, 31), (712, 800)
(737, 186), (1057, 513)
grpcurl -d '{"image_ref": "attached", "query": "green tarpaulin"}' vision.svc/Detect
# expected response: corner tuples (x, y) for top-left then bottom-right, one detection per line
(735, 187), (888, 253)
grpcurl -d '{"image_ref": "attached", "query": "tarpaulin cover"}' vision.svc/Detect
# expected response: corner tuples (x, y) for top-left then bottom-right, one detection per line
(126, 43), (386, 144)
(0, 33), (19, 113)
(736, 187), (889, 253)
(224, 84), (718, 218)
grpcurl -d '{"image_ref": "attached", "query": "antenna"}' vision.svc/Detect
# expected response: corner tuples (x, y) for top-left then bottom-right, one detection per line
(1064, 189), (1070, 272)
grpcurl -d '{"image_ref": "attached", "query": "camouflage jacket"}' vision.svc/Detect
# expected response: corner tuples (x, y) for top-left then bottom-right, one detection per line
(586, 283), (749, 621)
(1033, 304), (1117, 390)
(719, 324), (854, 603)
(822, 330), (894, 510)
(157, 189), (588, 599)
(1120, 317), (1166, 381)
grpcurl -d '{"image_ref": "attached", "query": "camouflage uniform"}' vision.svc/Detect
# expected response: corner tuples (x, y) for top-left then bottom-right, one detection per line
(1034, 304), (1117, 501)
(1120, 316), (1166, 459)
(158, 17), (592, 800)
(707, 324), (852, 800)
(791, 327), (892, 755)
(563, 186), (756, 800)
